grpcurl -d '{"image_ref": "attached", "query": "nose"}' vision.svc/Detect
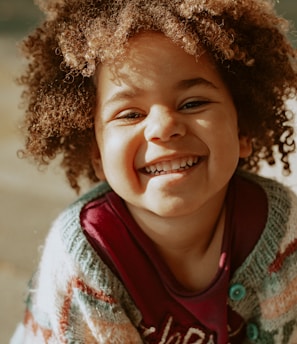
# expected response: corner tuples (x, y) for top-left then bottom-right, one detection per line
(144, 106), (186, 142)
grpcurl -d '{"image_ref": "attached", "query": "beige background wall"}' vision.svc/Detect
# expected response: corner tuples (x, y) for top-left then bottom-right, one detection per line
(1, 1), (297, 343)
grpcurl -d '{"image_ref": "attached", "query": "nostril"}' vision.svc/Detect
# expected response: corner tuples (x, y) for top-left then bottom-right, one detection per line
(144, 107), (187, 142)
(148, 132), (182, 143)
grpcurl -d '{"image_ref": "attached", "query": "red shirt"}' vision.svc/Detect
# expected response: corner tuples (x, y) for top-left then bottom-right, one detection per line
(81, 174), (267, 343)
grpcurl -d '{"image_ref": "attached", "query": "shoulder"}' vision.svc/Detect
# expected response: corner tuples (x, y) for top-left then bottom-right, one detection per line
(237, 171), (297, 229)
(34, 182), (111, 288)
(238, 170), (296, 202)
(37, 183), (113, 281)
(54, 181), (112, 252)
(27, 182), (143, 341)
(233, 171), (297, 276)
(34, 181), (135, 305)
(229, 171), (297, 343)
(39, 181), (121, 286)
(235, 171), (297, 249)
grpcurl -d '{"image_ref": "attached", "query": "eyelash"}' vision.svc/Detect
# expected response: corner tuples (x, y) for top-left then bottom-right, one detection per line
(116, 111), (144, 120)
(179, 100), (210, 110)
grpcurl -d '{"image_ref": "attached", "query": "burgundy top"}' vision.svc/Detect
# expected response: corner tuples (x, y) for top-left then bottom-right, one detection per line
(81, 174), (268, 343)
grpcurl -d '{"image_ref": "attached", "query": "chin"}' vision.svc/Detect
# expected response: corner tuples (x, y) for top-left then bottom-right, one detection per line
(149, 202), (192, 218)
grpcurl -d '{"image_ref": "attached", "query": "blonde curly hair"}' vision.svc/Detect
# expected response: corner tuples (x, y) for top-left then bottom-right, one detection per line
(18, 0), (297, 191)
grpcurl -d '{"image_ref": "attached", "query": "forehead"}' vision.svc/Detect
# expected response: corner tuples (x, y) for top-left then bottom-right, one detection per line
(118, 31), (212, 68)
(96, 32), (220, 89)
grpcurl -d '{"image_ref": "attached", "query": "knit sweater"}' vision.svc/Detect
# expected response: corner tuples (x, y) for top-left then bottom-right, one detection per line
(11, 172), (297, 344)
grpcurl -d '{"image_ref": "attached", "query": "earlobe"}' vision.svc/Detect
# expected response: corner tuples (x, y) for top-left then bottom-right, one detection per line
(239, 135), (253, 158)
(91, 143), (106, 180)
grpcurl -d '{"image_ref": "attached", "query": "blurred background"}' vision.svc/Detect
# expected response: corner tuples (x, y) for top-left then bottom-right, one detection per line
(1, 0), (297, 343)
(0, 1), (76, 342)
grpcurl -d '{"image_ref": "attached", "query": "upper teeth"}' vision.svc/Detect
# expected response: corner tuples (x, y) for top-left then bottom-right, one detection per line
(145, 157), (199, 174)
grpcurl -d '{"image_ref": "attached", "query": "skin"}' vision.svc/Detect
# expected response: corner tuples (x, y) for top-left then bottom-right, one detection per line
(92, 32), (252, 291)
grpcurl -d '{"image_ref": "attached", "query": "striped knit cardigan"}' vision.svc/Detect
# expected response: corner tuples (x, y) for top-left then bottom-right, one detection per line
(10, 172), (297, 344)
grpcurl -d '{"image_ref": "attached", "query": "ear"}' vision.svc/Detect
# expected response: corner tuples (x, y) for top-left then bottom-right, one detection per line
(239, 135), (253, 158)
(91, 142), (106, 180)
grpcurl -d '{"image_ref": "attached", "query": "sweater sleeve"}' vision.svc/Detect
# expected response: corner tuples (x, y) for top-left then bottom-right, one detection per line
(10, 204), (143, 344)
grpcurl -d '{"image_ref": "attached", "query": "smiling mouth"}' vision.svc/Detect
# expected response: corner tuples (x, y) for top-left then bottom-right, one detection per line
(141, 156), (200, 175)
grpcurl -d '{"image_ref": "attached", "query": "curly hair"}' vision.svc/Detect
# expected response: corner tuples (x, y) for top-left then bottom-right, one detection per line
(18, 0), (297, 192)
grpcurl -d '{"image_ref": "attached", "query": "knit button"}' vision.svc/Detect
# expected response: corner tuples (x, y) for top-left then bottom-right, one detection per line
(229, 284), (246, 301)
(246, 323), (259, 341)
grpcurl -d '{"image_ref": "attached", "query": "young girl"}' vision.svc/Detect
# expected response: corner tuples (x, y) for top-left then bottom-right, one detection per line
(12, 0), (297, 343)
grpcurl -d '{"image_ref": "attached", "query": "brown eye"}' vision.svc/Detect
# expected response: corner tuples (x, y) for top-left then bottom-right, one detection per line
(118, 112), (144, 119)
(180, 100), (210, 110)
(125, 112), (143, 119)
(114, 110), (146, 125)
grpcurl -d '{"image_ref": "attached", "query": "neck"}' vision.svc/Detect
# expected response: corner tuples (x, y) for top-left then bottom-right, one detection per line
(128, 185), (227, 252)
(126, 185), (228, 291)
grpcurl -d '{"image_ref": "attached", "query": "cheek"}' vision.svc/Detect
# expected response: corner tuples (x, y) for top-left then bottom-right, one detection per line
(99, 129), (138, 176)
(195, 115), (238, 146)
(204, 120), (241, 163)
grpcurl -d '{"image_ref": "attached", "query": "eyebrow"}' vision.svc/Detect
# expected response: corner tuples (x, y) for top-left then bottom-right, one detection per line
(101, 88), (144, 108)
(175, 77), (218, 91)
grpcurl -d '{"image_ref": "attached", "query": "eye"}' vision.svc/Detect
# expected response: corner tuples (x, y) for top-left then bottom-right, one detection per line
(116, 110), (146, 122)
(179, 99), (211, 111)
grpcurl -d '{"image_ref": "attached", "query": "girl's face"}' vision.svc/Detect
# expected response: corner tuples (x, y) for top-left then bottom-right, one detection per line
(93, 32), (251, 219)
